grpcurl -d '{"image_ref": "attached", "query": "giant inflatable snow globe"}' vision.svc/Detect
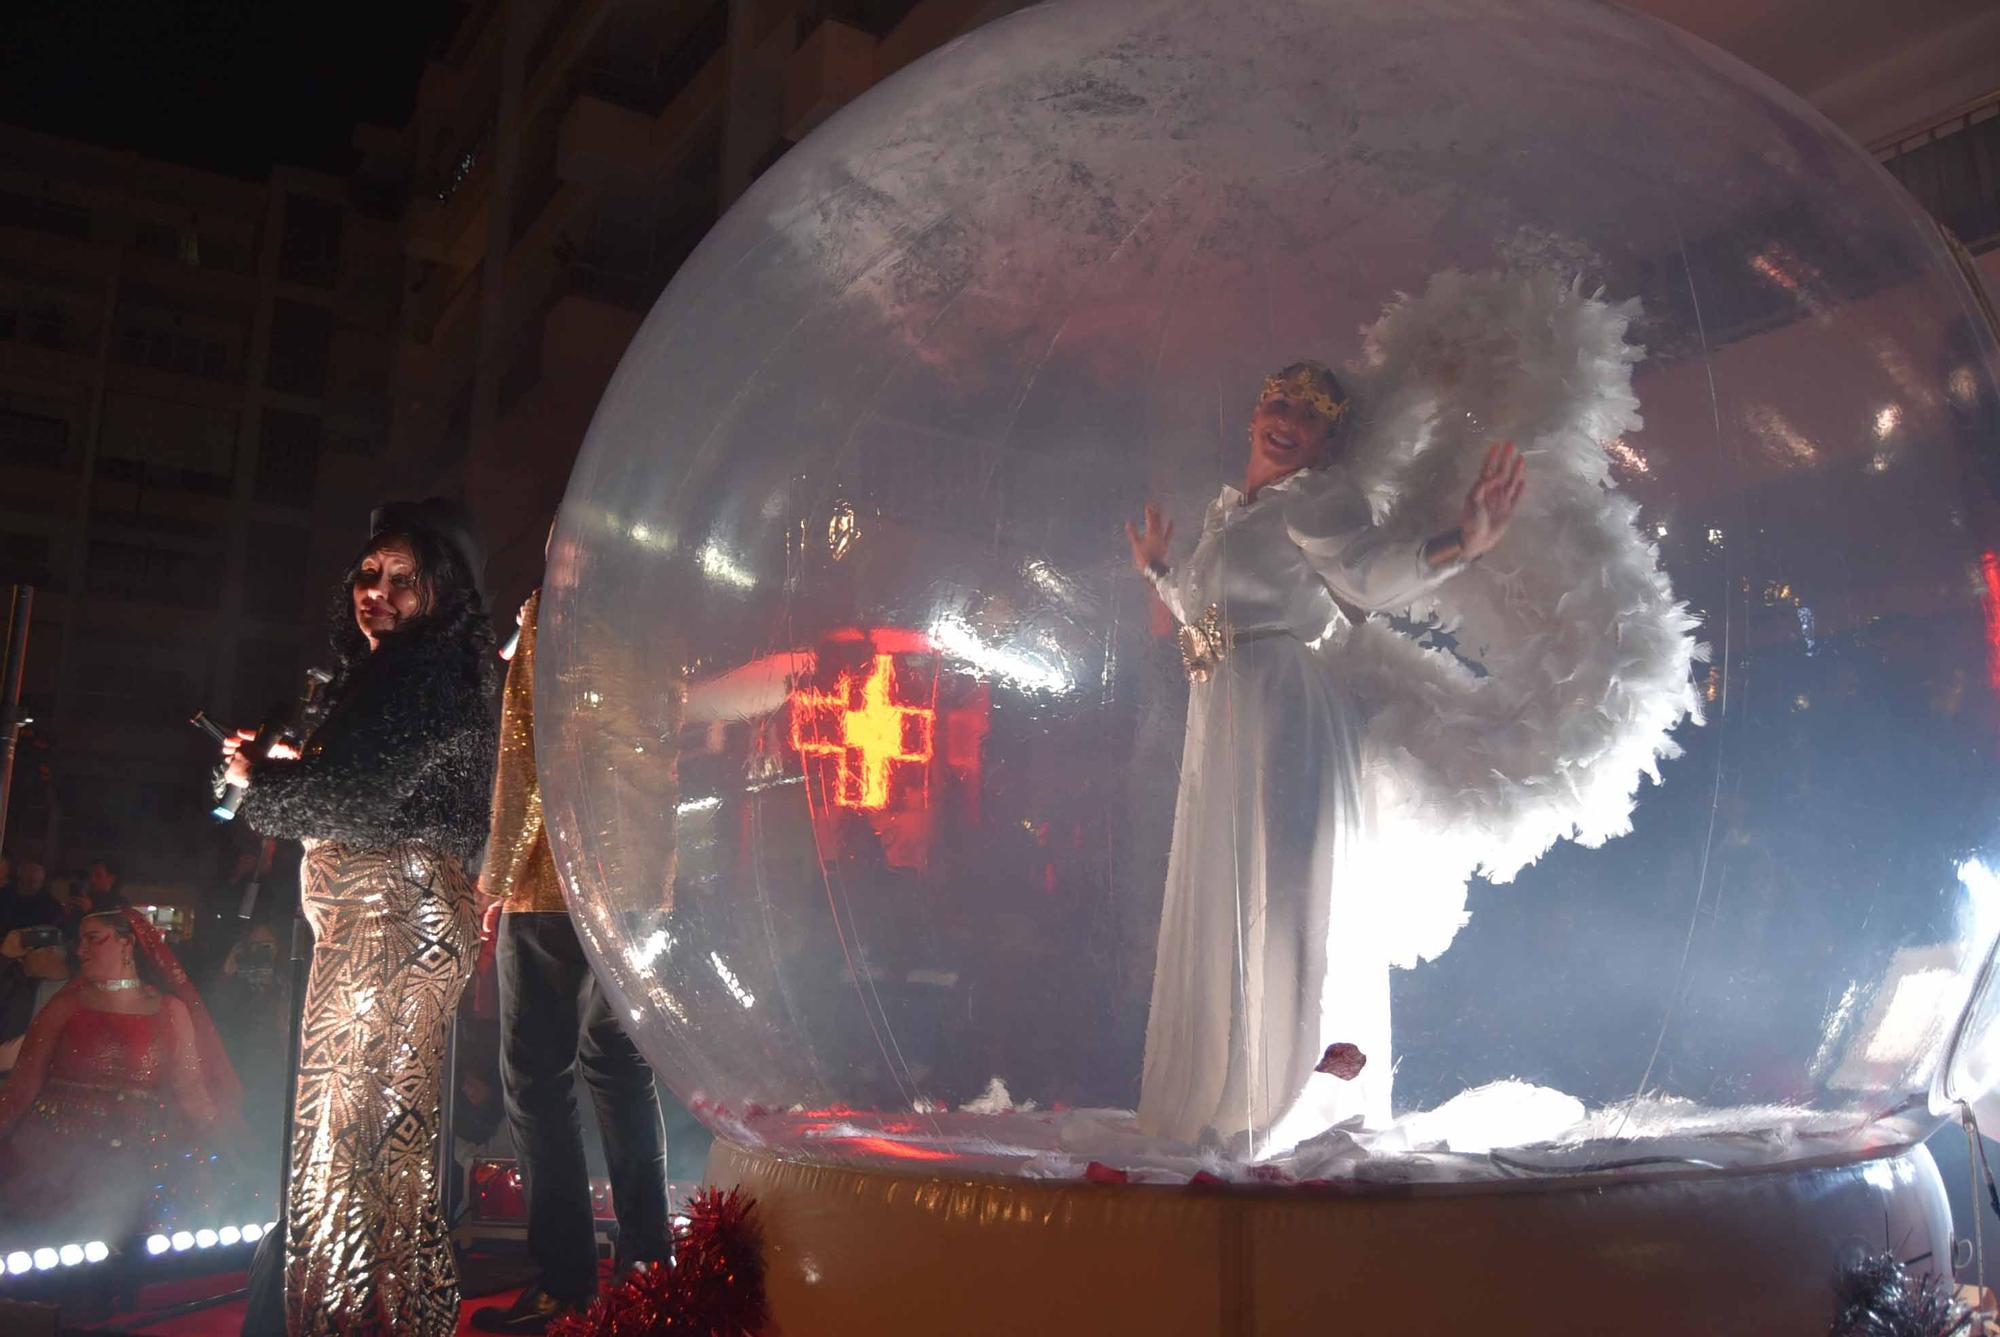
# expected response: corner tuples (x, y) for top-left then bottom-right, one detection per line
(539, 0), (2000, 1328)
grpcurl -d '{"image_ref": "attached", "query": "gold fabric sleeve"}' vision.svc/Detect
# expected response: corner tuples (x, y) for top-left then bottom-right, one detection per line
(487, 589), (566, 914)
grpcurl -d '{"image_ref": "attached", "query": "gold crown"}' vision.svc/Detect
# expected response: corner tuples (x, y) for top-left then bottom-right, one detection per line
(1261, 366), (1348, 426)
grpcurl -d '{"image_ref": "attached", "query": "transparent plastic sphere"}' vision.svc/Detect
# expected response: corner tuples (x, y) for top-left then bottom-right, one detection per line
(541, 0), (2000, 1182)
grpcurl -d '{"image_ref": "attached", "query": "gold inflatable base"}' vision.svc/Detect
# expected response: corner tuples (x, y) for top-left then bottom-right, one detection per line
(709, 1139), (1952, 1335)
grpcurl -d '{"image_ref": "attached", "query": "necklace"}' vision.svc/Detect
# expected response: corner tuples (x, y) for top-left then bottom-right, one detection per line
(94, 977), (143, 992)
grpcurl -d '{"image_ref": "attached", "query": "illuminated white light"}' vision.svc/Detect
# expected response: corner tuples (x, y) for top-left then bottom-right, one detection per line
(1874, 404), (1902, 439)
(32, 1248), (58, 1270)
(145, 1235), (170, 1256)
(698, 542), (756, 591)
(584, 690), (604, 708)
(219, 1226), (242, 1246)
(1705, 527), (1723, 547)
(1653, 522), (1668, 538)
(241, 1223), (265, 1243)
(171, 1231), (194, 1252)
(630, 523), (652, 543)
(1868, 451), (1892, 474)
(83, 1241), (109, 1263)
(1863, 968), (1961, 1065)
(627, 928), (675, 971)
(57, 1244), (83, 1267)
(5, 1251), (31, 1274)
(195, 1229), (218, 1249)
(676, 795), (721, 815)
(1603, 436), (1650, 475)
(1810, 980), (1862, 1080)
(710, 952), (757, 1008)
(1744, 404), (1819, 465)
(927, 614), (1071, 694)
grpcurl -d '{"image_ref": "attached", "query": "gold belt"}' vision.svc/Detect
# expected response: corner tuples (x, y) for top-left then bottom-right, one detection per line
(1177, 605), (1289, 683)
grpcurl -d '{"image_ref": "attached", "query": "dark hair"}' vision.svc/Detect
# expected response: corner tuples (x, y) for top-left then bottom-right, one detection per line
(78, 908), (163, 987)
(88, 859), (118, 880)
(328, 522), (495, 679)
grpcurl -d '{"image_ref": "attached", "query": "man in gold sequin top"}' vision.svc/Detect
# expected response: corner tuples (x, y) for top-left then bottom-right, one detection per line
(472, 587), (671, 1335)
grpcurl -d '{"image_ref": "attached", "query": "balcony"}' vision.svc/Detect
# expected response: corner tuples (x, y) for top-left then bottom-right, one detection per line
(407, 130), (495, 266)
(784, 20), (878, 141)
(558, 12), (730, 194)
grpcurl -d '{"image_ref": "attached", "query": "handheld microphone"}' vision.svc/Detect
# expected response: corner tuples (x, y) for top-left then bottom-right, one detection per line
(196, 668), (334, 822)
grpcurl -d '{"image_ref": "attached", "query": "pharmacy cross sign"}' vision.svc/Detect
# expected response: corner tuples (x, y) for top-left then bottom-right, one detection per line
(789, 653), (936, 810)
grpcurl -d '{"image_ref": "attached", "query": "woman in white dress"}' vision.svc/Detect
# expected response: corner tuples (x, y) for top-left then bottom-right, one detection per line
(1127, 361), (1525, 1157)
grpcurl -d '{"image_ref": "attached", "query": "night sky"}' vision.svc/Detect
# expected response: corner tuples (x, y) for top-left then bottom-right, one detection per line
(0, 0), (461, 180)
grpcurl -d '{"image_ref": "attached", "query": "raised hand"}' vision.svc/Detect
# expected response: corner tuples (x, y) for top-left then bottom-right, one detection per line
(1125, 502), (1175, 572)
(1460, 441), (1526, 560)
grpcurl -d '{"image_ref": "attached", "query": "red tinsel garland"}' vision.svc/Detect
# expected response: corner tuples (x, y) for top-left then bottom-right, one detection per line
(550, 1187), (768, 1337)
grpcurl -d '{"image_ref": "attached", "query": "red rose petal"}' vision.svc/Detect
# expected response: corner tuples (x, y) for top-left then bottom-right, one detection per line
(1315, 1042), (1367, 1080)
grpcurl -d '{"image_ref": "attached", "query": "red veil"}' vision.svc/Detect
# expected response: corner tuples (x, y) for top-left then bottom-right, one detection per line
(121, 908), (245, 1121)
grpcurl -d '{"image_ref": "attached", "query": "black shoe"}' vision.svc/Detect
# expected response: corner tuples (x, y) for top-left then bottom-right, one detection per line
(471, 1285), (588, 1335)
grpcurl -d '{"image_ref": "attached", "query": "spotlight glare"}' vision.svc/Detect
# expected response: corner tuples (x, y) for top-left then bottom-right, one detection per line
(32, 1248), (58, 1270)
(194, 1229), (219, 1249)
(171, 1231), (194, 1252)
(145, 1235), (170, 1256)
(5, 1251), (31, 1274)
(57, 1244), (83, 1267)
(83, 1241), (109, 1263)
(219, 1226), (242, 1246)
(242, 1222), (265, 1243)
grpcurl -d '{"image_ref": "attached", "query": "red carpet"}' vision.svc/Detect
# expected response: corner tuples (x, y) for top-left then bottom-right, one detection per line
(87, 1275), (528, 1334)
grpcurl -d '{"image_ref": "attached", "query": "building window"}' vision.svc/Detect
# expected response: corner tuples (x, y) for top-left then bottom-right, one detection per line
(278, 195), (345, 289)
(255, 409), (322, 507)
(0, 190), (91, 241)
(266, 300), (334, 397)
(1882, 109), (2000, 252)
(112, 318), (234, 380)
(84, 539), (220, 609)
(0, 531), (54, 588)
(98, 391), (237, 496)
(242, 522), (310, 622)
(0, 403), (73, 470)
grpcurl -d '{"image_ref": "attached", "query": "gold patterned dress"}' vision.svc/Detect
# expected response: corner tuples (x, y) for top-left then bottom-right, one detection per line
(240, 612), (497, 1337)
(287, 839), (476, 1334)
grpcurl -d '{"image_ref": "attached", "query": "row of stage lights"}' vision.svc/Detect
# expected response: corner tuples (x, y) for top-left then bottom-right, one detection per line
(144, 1222), (273, 1255)
(2, 1221), (272, 1277)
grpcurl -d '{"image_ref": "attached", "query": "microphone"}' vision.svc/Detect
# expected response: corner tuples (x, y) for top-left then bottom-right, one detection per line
(196, 667), (334, 822)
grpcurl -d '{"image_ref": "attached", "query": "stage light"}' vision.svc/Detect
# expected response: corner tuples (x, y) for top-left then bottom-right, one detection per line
(145, 1235), (170, 1256)
(57, 1245), (83, 1267)
(219, 1226), (241, 1245)
(194, 1229), (218, 1249)
(170, 1232), (193, 1252)
(5, 1251), (31, 1275)
(31, 1249), (56, 1271)
(83, 1242), (109, 1263)
(241, 1222), (265, 1243)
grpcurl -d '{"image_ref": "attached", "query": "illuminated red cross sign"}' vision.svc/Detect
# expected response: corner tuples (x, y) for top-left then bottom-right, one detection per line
(789, 653), (936, 810)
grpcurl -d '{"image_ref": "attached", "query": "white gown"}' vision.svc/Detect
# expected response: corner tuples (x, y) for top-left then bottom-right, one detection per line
(1138, 465), (1460, 1156)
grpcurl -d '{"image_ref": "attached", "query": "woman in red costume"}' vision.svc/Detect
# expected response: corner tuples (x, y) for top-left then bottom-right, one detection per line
(0, 908), (242, 1239)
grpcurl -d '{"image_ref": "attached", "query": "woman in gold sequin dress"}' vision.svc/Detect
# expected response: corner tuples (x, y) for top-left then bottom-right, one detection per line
(223, 499), (497, 1335)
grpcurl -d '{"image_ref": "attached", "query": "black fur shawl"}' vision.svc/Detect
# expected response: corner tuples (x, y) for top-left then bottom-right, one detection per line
(242, 617), (497, 863)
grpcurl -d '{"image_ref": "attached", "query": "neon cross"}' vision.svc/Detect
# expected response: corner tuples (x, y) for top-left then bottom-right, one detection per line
(789, 653), (935, 810)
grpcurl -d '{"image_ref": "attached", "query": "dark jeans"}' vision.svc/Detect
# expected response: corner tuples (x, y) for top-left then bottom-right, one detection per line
(499, 912), (669, 1304)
